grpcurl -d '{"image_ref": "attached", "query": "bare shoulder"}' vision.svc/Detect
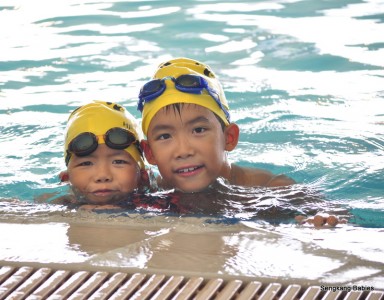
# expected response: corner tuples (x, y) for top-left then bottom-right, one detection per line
(229, 164), (295, 187)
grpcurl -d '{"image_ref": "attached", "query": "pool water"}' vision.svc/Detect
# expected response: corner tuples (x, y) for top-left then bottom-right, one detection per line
(0, 0), (383, 288)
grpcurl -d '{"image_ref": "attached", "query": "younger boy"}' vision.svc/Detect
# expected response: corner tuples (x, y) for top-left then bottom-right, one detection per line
(138, 57), (295, 193)
(60, 100), (150, 208)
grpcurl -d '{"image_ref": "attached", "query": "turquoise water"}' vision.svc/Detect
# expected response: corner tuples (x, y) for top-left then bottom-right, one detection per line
(0, 0), (383, 226)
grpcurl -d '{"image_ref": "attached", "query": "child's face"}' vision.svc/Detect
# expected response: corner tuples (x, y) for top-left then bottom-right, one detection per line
(144, 104), (231, 192)
(67, 144), (140, 204)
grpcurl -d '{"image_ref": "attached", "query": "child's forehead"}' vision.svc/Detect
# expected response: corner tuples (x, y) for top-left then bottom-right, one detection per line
(154, 103), (221, 124)
(150, 103), (225, 128)
(161, 103), (214, 116)
(147, 103), (224, 133)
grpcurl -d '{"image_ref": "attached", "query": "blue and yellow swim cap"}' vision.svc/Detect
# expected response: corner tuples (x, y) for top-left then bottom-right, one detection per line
(141, 57), (230, 136)
(64, 101), (145, 169)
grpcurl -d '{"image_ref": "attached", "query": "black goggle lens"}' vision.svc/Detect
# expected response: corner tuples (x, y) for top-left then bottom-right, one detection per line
(68, 128), (136, 157)
(105, 128), (136, 149)
(70, 133), (98, 156)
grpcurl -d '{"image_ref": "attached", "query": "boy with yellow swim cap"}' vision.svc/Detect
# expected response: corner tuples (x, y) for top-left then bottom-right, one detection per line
(138, 58), (295, 193)
(60, 100), (152, 207)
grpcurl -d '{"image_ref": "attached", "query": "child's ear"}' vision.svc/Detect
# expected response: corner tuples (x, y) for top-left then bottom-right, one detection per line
(140, 140), (157, 165)
(59, 171), (69, 182)
(138, 169), (150, 190)
(224, 123), (239, 151)
(138, 168), (158, 192)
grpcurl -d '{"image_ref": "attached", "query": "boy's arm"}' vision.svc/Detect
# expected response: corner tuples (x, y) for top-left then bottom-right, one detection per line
(265, 174), (296, 187)
(230, 164), (295, 188)
(295, 214), (348, 228)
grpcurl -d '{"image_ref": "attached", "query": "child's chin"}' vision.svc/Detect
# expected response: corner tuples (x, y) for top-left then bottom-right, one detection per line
(85, 197), (114, 205)
(85, 193), (128, 205)
(176, 184), (211, 194)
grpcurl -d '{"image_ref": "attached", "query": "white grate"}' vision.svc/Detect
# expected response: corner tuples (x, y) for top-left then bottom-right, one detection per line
(0, 265), (383, 300)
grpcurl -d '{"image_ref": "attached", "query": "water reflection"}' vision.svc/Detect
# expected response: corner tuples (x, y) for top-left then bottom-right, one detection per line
(67, 222), (158, 255)
(53, 179), (349, 224)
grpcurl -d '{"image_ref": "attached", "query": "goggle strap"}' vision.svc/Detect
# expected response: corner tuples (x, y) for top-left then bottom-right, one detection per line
(65, 150), (71, 166)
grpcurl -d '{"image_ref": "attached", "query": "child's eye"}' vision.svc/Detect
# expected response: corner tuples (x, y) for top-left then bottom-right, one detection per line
(193, 127), (206, 134)
(77, 161), (93, 167)
(113, 159), (129, 165)
(157, 133), (171, 140)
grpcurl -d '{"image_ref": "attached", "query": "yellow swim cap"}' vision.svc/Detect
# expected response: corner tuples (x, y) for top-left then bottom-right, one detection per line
(64, 101), (145, 169)
(140, 57), (230, 136)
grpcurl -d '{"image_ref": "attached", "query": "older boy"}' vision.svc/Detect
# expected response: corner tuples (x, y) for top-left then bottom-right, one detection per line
(138, 58), (295, 193)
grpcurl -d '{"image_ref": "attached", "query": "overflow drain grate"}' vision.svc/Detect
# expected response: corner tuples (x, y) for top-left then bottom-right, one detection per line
(0, 265), (383, 300)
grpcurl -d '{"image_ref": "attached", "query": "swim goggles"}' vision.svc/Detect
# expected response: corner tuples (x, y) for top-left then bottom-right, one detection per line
(65, 127), (138, 165)
(137, 74), (230, 120)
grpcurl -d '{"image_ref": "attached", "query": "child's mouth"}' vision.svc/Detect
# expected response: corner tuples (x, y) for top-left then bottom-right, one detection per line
(92, 189), (115, 197)
(176, 165), (203, 174)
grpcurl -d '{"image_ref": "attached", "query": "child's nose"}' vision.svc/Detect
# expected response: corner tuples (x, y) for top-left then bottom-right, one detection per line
(175, 136), (195, 159)
(95, 165), (112, 182)
(96, 175), (112, 183)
